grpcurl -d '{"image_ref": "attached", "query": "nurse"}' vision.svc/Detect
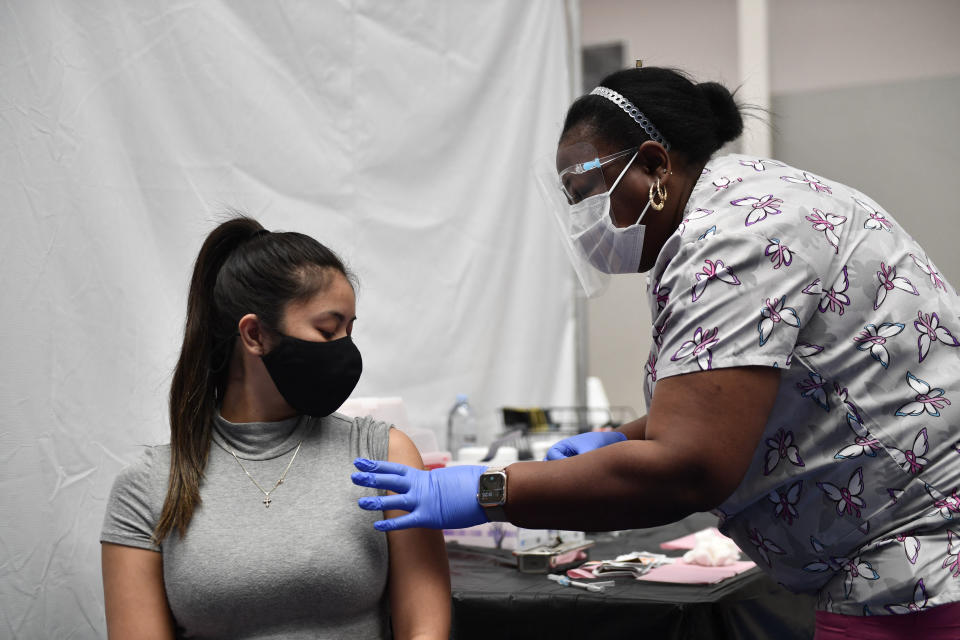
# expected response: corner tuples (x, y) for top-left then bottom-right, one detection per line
(352, 67), (960, 637)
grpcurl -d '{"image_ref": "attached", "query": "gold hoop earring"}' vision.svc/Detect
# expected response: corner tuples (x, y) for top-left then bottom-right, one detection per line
(649, 178), (667, 211)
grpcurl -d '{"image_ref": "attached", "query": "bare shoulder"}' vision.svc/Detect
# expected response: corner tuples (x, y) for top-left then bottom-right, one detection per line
(387, 428), (425, 469)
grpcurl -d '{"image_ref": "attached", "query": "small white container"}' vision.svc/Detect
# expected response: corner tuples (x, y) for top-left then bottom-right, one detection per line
(456, 446), (489, 464)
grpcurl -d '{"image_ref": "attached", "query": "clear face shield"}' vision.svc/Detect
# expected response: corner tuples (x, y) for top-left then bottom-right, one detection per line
(534, 142), (646, 298)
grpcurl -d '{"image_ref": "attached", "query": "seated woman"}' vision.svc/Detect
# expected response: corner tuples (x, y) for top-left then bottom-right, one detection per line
(100, 216), (449, 639)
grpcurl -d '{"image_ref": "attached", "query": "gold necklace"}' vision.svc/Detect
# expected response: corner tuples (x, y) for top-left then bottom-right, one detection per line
(225, 441), (303, 508)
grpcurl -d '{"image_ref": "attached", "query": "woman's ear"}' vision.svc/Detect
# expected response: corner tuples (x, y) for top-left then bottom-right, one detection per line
(237, 314), (267, 356)
(637, 140), (672, 183)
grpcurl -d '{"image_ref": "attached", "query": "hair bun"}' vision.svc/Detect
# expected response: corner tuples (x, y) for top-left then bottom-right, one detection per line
(697, 81), (743, 146)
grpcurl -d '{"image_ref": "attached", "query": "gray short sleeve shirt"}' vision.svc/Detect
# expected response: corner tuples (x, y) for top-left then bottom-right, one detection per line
(101, 412), (391, 639)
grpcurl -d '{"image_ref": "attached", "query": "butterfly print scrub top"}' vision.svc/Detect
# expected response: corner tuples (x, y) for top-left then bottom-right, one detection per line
(645, 154), (960, 616)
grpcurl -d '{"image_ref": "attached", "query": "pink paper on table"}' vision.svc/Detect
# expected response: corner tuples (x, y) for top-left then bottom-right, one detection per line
(659, 527), (726, 550)
(637, 559), (756, 584)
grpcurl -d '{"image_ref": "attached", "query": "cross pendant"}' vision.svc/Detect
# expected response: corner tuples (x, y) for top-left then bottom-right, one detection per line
(263, 495), (272, 508)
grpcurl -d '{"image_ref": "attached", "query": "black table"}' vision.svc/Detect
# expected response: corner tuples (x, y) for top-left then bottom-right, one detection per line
(448, 513), (815, 640)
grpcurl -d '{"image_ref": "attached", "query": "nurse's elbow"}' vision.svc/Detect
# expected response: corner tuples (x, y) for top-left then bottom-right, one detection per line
(675, 459), (743, 514)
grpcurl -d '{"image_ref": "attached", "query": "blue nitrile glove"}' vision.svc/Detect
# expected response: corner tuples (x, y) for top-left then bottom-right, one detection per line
(544, 430), (627, 460)
(352, 458), (489, 532)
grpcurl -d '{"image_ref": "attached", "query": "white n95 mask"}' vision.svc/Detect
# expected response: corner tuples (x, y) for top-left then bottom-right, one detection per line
(535, 147), (649, 298)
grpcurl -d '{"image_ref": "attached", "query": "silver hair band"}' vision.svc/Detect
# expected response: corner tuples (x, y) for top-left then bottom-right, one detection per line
(590, 86), (671, 150)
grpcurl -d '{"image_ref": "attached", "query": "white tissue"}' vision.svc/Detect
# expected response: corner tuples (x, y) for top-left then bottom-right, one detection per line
(682, 529), (742, 567)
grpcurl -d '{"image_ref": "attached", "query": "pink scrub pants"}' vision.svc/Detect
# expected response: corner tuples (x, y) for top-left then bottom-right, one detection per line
(814, 602), (960, 639)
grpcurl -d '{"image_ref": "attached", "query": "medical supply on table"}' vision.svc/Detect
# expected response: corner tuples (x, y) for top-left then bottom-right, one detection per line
(444, 526), (585, 554)
(660, 527), (743, 565)
(573, 552), (674, 580)
(447, 394), (477, 454)
(637, 559), (757, 585)
(513, 538), (595, 574)
(579, 529), (753, 584)
(680, 528), (742, 567)
(555, 528), (753, 585)
(547, 574), (615, 593)
(443, 521), (554, 551)
(566, 549), (757, 586)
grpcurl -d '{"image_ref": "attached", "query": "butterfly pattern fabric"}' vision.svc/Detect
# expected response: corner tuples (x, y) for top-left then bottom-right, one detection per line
(645, 154), (960, 616)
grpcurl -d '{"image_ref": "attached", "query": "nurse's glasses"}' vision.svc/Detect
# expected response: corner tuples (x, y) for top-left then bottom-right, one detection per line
(558, 147), (637, 204)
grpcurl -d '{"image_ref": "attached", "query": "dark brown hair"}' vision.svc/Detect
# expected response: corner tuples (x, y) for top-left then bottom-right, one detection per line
(153, 216), (353, 543)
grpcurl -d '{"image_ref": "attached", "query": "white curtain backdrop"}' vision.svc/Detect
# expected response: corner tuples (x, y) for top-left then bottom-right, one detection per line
(0, 1), (575, 635)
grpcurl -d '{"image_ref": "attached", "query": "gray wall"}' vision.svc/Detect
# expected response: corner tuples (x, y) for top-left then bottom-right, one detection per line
(580, 0), (960, 416)
(772, 74), (960, 288)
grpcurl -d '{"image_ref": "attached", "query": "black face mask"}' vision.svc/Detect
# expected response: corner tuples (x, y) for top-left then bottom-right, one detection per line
(261, 333), (363, 417)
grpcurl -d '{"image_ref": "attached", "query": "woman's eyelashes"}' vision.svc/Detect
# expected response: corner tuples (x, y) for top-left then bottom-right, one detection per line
(314, 316), (354, 340)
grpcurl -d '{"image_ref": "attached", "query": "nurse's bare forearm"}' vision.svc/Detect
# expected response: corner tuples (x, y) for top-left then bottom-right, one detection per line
(615, 415), (647, 440)
(502, 439), (711, 531)
(502, 368), (778, 531)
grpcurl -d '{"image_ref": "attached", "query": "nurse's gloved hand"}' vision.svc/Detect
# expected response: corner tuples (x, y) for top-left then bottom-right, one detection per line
(352, 458), (489, 532)
(544, 430), (627, 460)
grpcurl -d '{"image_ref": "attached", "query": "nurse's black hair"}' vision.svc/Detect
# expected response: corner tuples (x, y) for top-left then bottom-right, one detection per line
(562, 67), (744, 164)
(155, 214), (355, 543)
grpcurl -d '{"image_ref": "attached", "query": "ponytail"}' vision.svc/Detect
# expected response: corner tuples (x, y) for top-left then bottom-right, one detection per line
(154, 217), (265, 543)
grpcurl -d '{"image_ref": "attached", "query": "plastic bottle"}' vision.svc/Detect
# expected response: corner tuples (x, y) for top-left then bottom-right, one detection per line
(447, 394), (478, 456)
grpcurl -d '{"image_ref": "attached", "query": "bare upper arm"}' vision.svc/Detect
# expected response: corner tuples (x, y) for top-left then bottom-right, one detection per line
(102, 543), (175, 640)
(616, 415), (648, 440)
(645, 366), (780, 509)
(384, 428), (450, 639)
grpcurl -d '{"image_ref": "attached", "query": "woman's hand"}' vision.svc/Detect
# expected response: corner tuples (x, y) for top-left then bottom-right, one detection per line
(352, 459), (489, 531)
(544, 431), (627, 460)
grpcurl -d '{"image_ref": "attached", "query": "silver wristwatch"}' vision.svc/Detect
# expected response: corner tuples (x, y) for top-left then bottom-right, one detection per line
(477, 466), (508, 522)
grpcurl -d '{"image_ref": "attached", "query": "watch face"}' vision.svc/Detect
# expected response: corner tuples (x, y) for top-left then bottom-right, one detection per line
(481, 473), (505, 491)
(478, 471), (506, 505)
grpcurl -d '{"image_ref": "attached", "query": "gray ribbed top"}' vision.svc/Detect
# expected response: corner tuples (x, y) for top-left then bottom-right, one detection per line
(101, 411), (391, 639)
(212, 411), (306, 460)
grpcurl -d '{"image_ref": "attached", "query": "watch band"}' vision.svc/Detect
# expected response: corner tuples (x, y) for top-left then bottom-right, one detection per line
(483, 505), (508, 522)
